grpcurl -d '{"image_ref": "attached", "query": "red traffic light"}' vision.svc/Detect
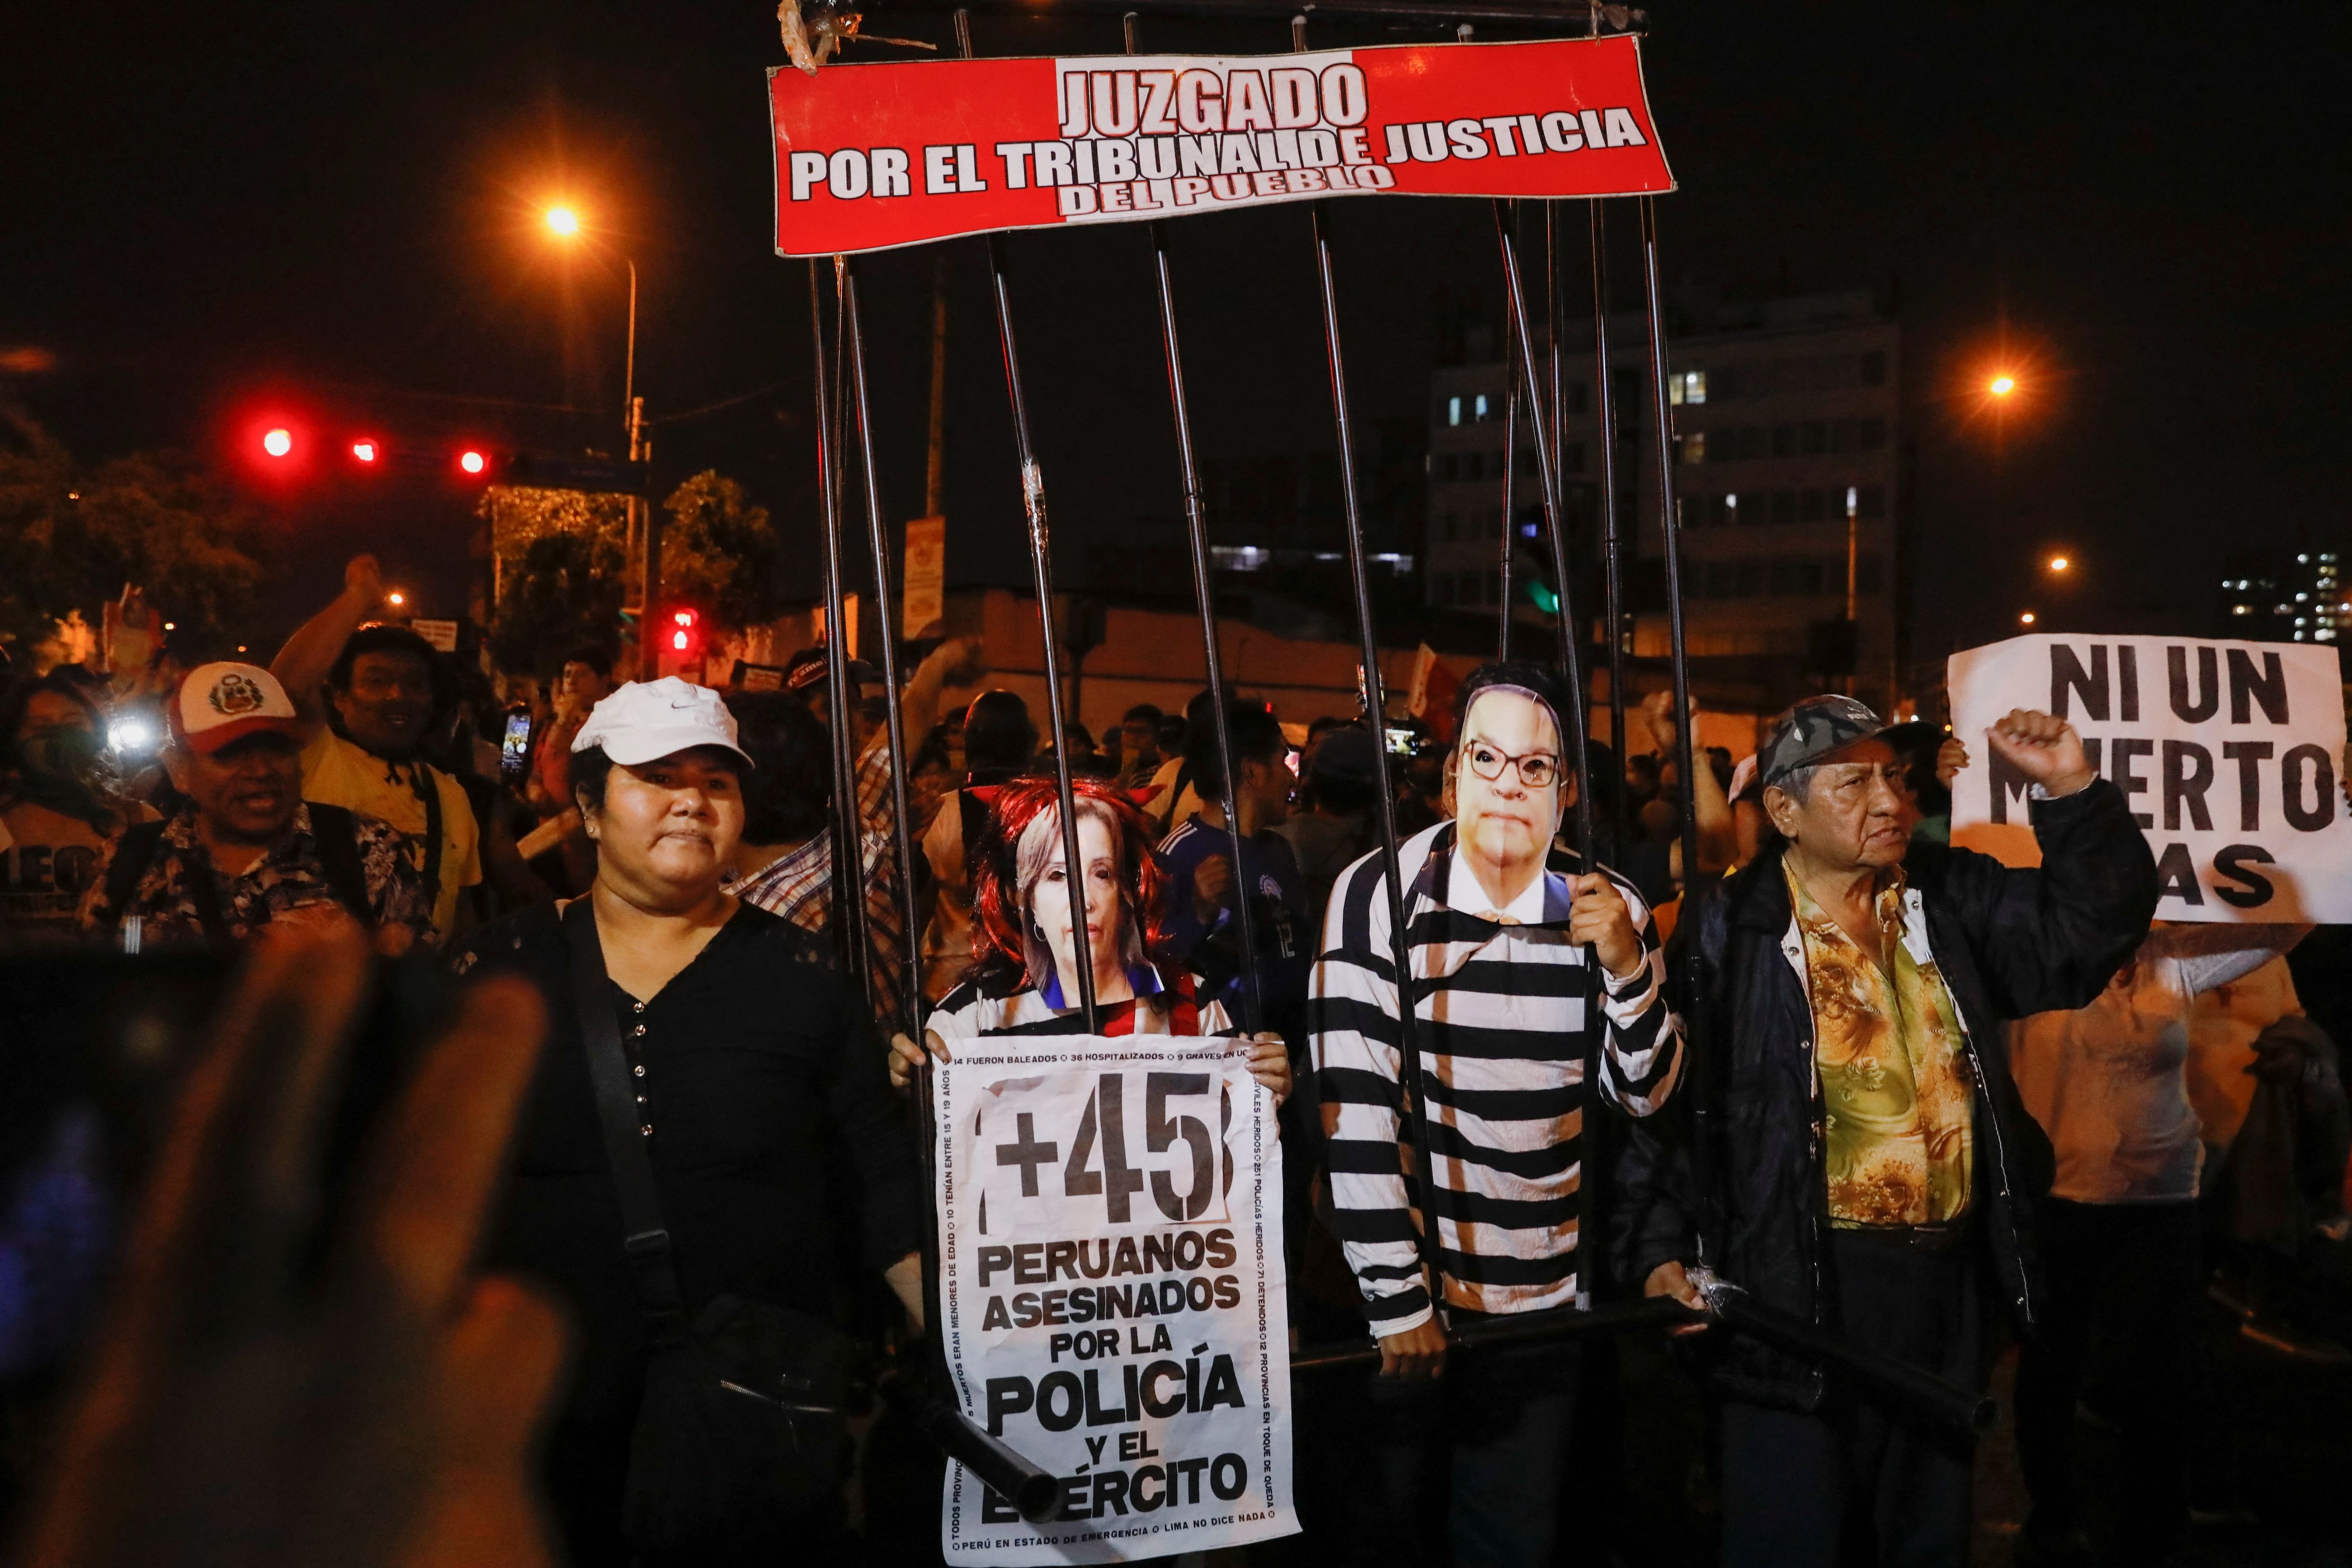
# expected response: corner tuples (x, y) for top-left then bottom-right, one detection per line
(262, 428), (294, 459)
(458, 449), (488, 476)
(351, 439), (379, 463)
(668, 608), (699, 654)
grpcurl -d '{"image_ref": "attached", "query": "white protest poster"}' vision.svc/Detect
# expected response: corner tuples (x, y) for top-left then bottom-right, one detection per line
(934, 1038), (1296, 1563)
(1949, 633), (2352, 921)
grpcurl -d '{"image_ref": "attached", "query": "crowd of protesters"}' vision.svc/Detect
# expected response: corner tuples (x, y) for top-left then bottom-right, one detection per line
(2, 553), (2349, 1568)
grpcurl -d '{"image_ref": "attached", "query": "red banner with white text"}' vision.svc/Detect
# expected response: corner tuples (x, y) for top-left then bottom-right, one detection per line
(770, 35), (1673, 257)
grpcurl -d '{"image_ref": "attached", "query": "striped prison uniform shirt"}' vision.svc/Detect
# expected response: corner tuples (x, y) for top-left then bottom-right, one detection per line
(1311, 820), (1683, 1332)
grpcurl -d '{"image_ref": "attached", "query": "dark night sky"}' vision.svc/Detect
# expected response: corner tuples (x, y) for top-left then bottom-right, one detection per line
(6, 1), (2348, 665)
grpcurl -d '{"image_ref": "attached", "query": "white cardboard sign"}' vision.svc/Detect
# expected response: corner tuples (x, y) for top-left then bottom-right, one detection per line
(1948, 633), (2352, 921)
(934, 1037), (1296, 1563)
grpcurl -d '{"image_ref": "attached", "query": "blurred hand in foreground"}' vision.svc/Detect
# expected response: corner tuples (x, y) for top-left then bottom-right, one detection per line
(16, 929), (563, 1568)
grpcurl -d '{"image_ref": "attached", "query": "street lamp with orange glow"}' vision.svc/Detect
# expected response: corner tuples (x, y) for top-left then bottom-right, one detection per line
(541, 202), (656, 628)
(541, 204), (640, 467)
(2047, 554), (2070, 574)
(1989, 374), (2017, 397)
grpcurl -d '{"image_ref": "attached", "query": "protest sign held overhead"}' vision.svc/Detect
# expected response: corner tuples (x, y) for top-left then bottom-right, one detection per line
(933, 1037), (1295, 1563)
(1949, 633), (2352, 921)
(770, 35), (1672, 256)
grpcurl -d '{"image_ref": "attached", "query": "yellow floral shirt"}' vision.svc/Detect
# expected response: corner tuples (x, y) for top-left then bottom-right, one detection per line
(1785, 863), (1975, 1227)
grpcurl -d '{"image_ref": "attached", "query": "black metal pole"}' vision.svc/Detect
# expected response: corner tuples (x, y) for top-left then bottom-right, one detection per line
(898, 0), (1627, 25)
(1637, 194), (1713, 1267)
(1291, 1295), (1694, 1372)
(1129, 9), (1264, 1036)
(1300, 14), (1442, 1301)
(1497, 222), (1519, 665)
(1590, 201), (1629, 855)
(841, 253), (1073, 1521)
(1490, 202), (1596, 863)
(807, 260), (872, 1006)
(962, 11), (1098, 1033)
(1492, 200), (1606, 1307)
(839, 256), (930, 1053)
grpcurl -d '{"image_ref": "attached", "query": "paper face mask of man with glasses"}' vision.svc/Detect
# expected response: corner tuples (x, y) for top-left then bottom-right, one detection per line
(1442, 683), (1642, 967)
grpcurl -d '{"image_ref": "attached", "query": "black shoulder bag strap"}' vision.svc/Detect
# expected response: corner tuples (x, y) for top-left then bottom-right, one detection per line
(561, 898), (686, 1321)
(307, 804), (374, 924)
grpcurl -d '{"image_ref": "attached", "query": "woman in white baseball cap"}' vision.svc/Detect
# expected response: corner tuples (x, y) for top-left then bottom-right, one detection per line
(451, 677), (925, 1564)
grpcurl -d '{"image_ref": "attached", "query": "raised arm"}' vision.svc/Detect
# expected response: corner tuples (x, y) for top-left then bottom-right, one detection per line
(901, 636), (984, 736)
(1940, 710), (2161, 1018)
(270, 554), (385, 734)
(1641, 691), (1736, 881)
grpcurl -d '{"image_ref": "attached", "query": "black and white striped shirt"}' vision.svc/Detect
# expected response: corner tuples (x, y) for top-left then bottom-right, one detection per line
(929, 965), (1236, 1041)
(1311, 821), (1683, 1330)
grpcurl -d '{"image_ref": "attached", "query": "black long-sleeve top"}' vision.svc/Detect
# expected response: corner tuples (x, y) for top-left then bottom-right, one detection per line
(453, 900), (923, 1420)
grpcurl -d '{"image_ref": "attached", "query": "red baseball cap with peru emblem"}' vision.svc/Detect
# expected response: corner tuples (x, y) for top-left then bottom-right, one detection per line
(170, 662), (305, 755)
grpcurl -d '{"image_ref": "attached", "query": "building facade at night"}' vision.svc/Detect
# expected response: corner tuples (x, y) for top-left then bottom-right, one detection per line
(2217, 550), (2344, 644)
(1425, 289), (1903, 716)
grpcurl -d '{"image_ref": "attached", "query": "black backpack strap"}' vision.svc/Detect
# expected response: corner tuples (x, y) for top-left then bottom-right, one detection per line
(561, 899), (687, 1321)
(306, 805), (375, 925)
(102, 820), (170, 919)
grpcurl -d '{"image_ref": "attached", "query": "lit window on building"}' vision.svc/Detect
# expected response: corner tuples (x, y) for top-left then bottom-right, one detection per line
(1473, 394), (1491, 421)
(1210, 545), (1271, 571)
(1669, 370), (1707, 406)
(1448, 396), (1462, 427)
(1679, 432), (1707, 464)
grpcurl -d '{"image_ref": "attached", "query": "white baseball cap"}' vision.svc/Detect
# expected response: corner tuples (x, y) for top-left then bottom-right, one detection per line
(572, 678), (753, 769)
(170, 663), (304, 755)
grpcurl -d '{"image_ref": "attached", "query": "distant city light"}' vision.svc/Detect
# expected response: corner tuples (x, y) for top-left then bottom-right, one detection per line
(1988, 376), (2017, 396)
(352, 440), (378, 462)
(2020, 611), (2037, 625)
(387, 591), (406, 608)
(459, 450), (487, 475)
(2047, 555), (2070, 573)
(262, 428), (293, 458)
(546, 206), (581, 237)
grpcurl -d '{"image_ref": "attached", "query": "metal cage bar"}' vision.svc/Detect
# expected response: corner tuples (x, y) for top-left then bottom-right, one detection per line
(1491, 200), (1596, 863)
(1128, 8), (1267, 1036)
(1298, 8), (1445, 1298)
(962, 8), (1101, 1032)
(896, 0), (1637, 29)
(806, 260), (874, 1006)
(1589, 200), (1630, 854)
(839, 255), (930, 1058)
(1636, 192), (1714, 1268)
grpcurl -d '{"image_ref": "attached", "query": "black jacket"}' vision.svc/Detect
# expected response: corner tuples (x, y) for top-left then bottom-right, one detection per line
(1617, 779), (2159, 1411)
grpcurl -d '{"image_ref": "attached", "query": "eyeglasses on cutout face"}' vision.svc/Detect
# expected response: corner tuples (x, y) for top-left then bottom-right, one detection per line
(1460, 741), (1560, 790)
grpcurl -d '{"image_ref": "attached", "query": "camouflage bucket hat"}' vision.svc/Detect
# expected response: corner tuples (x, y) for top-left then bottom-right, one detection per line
(1755, 694), (1936, 791)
